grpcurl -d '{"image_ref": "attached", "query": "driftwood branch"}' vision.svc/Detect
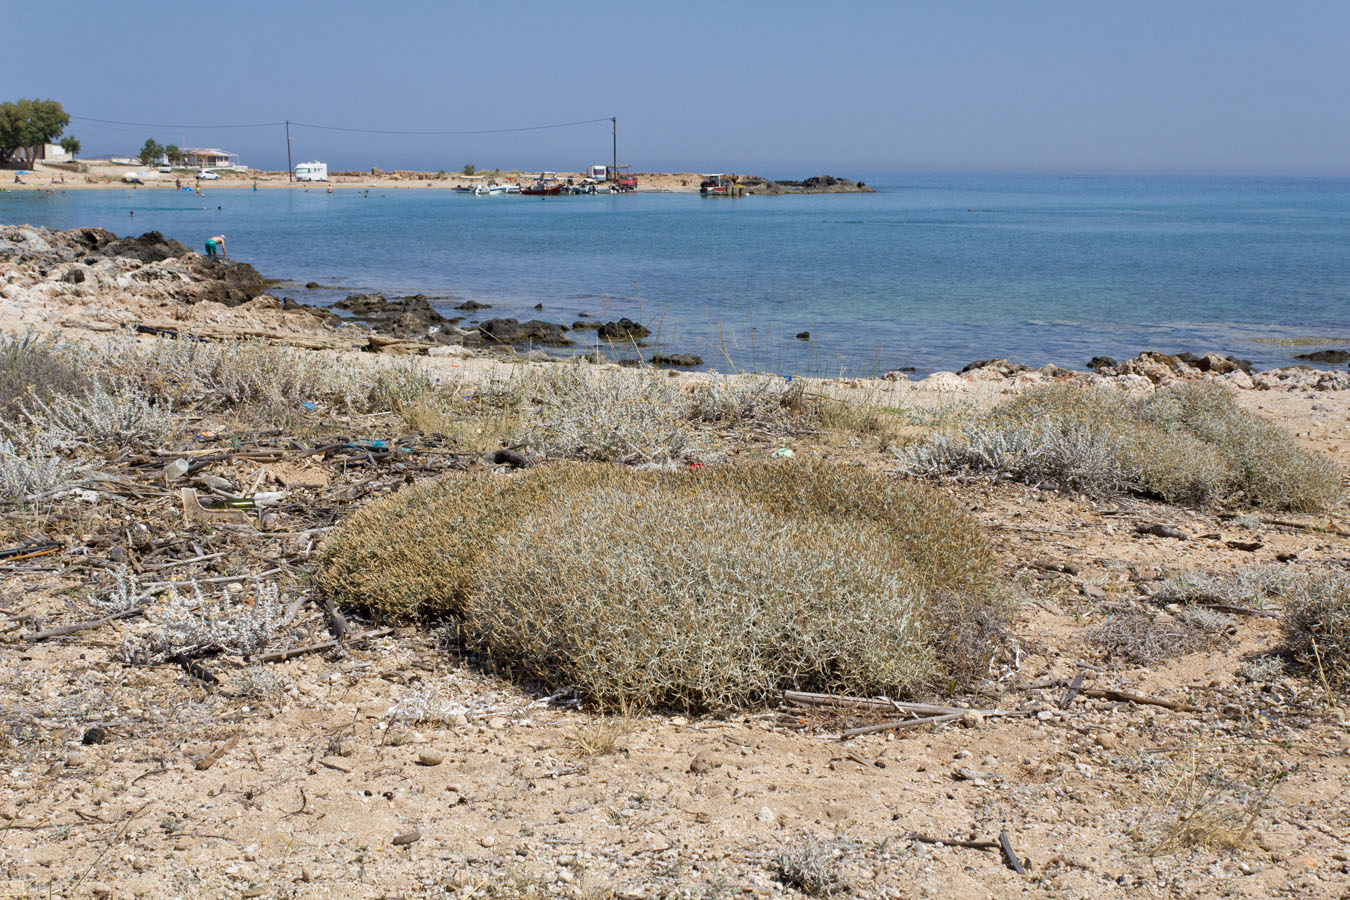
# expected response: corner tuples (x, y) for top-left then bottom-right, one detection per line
(255, 627), (394, 663)
(23, 607), (144, 642)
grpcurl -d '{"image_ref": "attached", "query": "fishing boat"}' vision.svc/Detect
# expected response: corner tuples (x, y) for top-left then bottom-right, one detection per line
(521, 182), (563, 196)
(473, 182), (508, 196)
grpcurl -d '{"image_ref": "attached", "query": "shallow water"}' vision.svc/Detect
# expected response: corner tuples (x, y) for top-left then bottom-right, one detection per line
(4, 174), (1348, 375)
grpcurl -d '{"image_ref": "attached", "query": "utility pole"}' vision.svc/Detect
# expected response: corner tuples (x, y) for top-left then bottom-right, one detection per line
(611, 116), (617, 182)
(285, 120), (293, 182)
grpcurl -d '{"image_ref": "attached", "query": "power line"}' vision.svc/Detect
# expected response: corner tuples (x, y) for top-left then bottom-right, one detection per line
(287, 117), (612, 136)
(70, 114), (613, 136)
(70, 115), (282, 129)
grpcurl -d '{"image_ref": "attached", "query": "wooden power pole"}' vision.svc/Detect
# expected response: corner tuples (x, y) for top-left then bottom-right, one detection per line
(611, 116), (617, 182)
(285, 120), (293, 182)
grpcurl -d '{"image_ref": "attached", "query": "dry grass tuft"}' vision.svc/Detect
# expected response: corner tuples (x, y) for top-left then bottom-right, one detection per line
(899, 382), (1341, 511)
(1282, 572), (1350, 692)
(0, 332), (89, 422)
(1134, 750), (1291, 856)
(773, 833), (852, 896)
(320, 459), (1007, 711)
(1089, 606), (1224, 665)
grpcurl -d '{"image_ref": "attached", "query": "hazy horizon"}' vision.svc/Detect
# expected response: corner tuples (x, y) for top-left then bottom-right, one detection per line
(8, 0), (1349, 177)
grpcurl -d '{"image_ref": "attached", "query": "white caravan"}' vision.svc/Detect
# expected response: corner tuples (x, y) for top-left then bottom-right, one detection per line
(294, 161), (329, 182)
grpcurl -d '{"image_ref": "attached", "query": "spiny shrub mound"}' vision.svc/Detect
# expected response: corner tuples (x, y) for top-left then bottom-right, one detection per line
(1282, 573), (1350, 691)
(900, 383), (1340, 511)
(320, 459), (1007, 710)
(0, 333), (89, 422)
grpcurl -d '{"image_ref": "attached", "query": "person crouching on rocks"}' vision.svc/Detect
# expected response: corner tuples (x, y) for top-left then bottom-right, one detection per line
(205, 234), (227, 259)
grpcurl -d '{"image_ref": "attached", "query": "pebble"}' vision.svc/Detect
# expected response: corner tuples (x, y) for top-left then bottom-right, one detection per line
(391, 830), (420, 846)
(757, 806), (775, 824)
(688, 750), (719, 775)
(487, 716), (507, 730)
(416, 751), (444, 767)
(480, 835), (497, 848)
(1093, 732), (1119, 750)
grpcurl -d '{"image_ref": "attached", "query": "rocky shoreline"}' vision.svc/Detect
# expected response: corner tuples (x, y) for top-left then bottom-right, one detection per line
(2, 225), (1348, 390)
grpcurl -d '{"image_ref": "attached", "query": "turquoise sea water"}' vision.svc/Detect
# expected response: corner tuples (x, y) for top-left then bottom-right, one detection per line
(3, 174), (1348, 376)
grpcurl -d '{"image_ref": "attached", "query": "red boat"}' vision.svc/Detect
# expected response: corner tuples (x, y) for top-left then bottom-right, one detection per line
(521, 182), (562, 196)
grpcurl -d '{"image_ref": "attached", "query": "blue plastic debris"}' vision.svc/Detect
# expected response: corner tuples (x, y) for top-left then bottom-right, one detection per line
(301, 401), (319, 412)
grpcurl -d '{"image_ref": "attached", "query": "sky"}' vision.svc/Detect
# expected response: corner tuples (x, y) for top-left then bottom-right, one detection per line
(8, 0), (1349, 177)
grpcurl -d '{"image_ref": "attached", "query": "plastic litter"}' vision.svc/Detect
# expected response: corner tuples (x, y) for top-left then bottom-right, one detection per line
(301, 401), (318, 412)
(771, 448), (795, 459)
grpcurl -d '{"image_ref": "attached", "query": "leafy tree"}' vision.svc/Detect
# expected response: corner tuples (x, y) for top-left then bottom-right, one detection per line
(164, 144), (183, 165)
(138, 138), (164, 166)
(0, 98), (70, 167)
(60, 136), (80, 158)
(462, 163), (475, 176)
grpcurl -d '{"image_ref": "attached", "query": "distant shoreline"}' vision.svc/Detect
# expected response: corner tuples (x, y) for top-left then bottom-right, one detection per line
(2, 161), (873, 195)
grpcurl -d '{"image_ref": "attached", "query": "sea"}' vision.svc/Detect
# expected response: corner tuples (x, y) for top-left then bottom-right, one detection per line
(3, 174), (1348, 377)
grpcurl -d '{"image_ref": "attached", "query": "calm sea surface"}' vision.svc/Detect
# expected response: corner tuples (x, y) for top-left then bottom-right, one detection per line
(3, 174), (1348, 376)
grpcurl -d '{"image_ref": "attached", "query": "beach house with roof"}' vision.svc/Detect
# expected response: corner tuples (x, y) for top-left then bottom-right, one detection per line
(182, 148), (240, 169)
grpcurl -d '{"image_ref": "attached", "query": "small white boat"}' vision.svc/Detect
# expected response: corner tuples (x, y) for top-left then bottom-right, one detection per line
(473, 182), (508, 196)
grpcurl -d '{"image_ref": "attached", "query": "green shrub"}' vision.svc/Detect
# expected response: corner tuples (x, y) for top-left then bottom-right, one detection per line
(1282, 573), (1350, 691)
(320, 459), (1007, 710)
(900, 383), (1341, 511)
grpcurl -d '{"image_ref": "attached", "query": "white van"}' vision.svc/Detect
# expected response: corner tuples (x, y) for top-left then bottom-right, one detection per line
(294, 161), (328, 182)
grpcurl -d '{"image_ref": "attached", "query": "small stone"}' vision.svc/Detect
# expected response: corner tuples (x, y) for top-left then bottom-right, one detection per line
(688, 750), (719, 775)
(1094, 732), (1119, 750)
(90, 885), (113, 900)
(65, 751), (88, 768)
(757, 806), (775, 824)
(301, 868), (315, 883)
(487, 717), (507, 730)
(82, 725), (110, 745)
(953, 749), (972, 760)
(480, 835), (498, 848)
(959, 710), (984, 729)
(392, 830), (420, 846)
(416, 751), (444, 767)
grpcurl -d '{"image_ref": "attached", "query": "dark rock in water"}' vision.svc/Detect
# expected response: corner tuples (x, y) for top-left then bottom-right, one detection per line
(334, 293), (456, 342)
(1087, 356), (1117, 370)
(572, 320), (603, 331)
(795, 331), (810, 341)
(456, 299), (491, 311)
(597, 318), (651, 341)
(102, 230), (193, 263)
(305, 281), (321, 289)
(533, 303), (544, 310)
(335, 293), (389, 315)
(651, 353), (703, 367)
(1294, 349), (1350, 365)
(181, 257), (268, 306)
(473, 318), (573, 346)
(959, 358), (1028, 375)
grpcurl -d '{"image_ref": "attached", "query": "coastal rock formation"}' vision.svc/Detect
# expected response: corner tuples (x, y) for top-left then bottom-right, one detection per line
(1295, 349), (1350, 365)
(333, 293), (459, 343)
(468, 318), (573, 346)
(596, 318), (651, 341)
(739, 175), (874, 194)
(651, 352), (703, 367)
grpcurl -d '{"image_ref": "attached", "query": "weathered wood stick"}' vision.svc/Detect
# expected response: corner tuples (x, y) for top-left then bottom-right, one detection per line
(1000, 829), (1027, 874)
(784, 690), (967, 716)
(840, 712), (963, 739)
(1059, 671), (1085, 709)
(1079, 687), (1200, 712)
(908, 833), (998, 850)
(255, 627), (394, 664)
(195, 732), (240, 770)
(23, 607), (144, 642)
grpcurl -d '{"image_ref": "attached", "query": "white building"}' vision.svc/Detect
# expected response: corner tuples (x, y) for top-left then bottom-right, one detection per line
(182, 148), (239, 169)
(37, 143), (72, 163)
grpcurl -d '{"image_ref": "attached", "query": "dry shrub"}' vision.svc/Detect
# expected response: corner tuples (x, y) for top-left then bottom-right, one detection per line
(900, 383), (1340, 511)
(0, 332), (89, 422)
(1088, 606), (1225, 664)
(320, 459), (1007, 711)
(774, 833), (852, 896)
(1282, 572), (1350, 691)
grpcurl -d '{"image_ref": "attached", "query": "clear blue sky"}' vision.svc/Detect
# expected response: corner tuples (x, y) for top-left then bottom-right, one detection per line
(10, 0), (1349, 177)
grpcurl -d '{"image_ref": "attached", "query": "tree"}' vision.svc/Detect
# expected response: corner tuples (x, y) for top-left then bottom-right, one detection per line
(164, 144), (183, 166)
(60, 136), (80, 158)
(0, 98), (70, 167)
(462, 163), (475, 176)
(139, 138), (164, 166)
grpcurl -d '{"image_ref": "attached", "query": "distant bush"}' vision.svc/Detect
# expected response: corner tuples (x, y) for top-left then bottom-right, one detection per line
(1282, 572), (1350, 691)
(899, 383), (1341, 511)
(320, 459), (1007, 710)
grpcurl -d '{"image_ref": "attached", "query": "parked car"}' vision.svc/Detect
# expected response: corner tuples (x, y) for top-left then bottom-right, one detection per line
(158, 165), (173, 174)
(196, 170), (220, 181)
